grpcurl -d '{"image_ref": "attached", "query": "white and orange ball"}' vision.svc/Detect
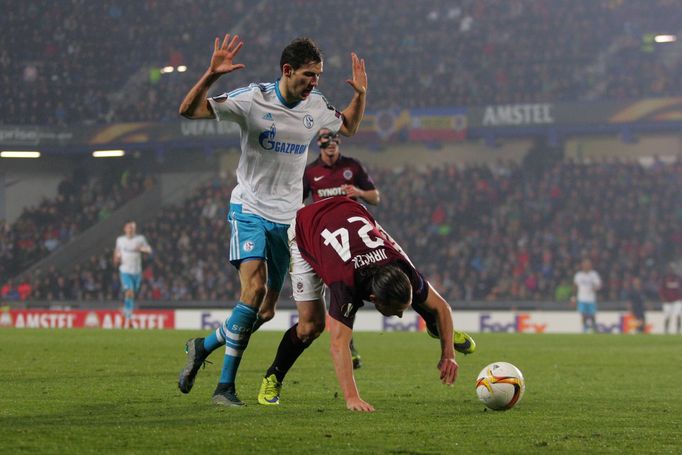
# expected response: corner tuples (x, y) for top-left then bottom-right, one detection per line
(475, 362), (525, 410)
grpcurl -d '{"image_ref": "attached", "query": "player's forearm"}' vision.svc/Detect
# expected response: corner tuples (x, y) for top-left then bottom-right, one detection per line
(361, 189), (380, 205)
(339, 92), (366, 136)
(178, 70), (222, 119)
(435, 305), (455, 360)
(330, 341), (361, 401)
(426, 284), (455, 359)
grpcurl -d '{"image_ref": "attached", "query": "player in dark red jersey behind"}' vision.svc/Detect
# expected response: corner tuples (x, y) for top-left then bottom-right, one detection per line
(302, 128), (380, 369)
(257, 197), (475, 411)
(303, 128), (380, 206)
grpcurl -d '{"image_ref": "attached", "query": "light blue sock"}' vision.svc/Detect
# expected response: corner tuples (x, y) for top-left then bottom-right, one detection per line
(204, 331), (221, 353)
(123, 297), (134, 319)
(217, 303), (257, 384)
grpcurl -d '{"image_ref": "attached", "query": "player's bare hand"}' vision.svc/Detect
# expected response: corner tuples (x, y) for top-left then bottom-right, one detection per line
(210, 34), (246, 75)
(346, 52), (367, 95)
(438, 357), (458, 385)
(342, 184), (362, 199)
(346, 397), (375, 412)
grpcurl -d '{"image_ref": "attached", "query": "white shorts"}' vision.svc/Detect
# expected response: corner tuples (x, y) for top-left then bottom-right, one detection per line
(662, 300), (682, 318)
(288, 224), (325, 303)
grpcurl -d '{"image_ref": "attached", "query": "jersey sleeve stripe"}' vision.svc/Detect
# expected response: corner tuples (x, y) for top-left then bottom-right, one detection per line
(228, 87), (253, 98)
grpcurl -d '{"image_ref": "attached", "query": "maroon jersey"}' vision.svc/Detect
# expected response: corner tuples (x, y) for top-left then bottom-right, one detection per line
(295, 197), (427, 328)
(303, 155), (376, 202)
(660, 274), (682, 302)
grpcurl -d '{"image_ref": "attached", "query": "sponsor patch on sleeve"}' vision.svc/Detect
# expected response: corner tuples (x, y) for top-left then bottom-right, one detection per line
(211, 94), (228, 103)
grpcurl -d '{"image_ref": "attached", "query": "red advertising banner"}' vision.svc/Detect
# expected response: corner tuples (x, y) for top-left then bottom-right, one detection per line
(0, 310), (175, 329)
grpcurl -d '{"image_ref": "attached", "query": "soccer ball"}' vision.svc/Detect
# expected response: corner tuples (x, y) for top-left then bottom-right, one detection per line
(475, 362), (525, 411)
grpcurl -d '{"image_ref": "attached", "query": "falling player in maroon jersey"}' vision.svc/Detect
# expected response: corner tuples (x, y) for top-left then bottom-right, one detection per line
(302, 128), (381, 369)
(257, 197), (476, 412)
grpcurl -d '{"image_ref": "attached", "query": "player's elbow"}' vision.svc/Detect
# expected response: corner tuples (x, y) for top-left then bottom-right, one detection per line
(179, 104), (209, 119)
(179, 106), (196, 119)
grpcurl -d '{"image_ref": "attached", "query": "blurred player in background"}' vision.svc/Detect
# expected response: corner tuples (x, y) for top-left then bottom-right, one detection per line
(572, 258), (602, 333)
(627, 277), (647, 334)
(302, 128), (381, 369)
(177, 34), (367, 407)
(257, 197), (475, 412)
(659, 265), (681, 334)
(113, 221), (152, 326)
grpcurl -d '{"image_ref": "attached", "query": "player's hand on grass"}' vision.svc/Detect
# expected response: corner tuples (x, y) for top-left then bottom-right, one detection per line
(346, 52), (367, 95)
(438, 357), (458, 385)
(346, 397), (375, 412)
(210, 34), (246, 75)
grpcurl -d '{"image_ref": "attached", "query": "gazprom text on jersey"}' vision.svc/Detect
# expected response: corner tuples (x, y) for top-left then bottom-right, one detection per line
(266, 141), (307, 155)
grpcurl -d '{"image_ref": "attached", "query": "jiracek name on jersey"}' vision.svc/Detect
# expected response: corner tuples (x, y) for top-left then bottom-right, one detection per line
(352, 248), (388, 269)
(317, 186), (347, 198)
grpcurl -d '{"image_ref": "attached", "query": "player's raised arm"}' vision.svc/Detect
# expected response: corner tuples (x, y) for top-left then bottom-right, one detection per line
(338, 53), (367, 137)
(179, 34), (246, 119)
(328, 317), (375, 412)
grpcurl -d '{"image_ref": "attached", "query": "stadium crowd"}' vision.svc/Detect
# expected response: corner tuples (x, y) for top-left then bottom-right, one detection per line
(2, 0), (682, 126)
(3, 156), (680, 304)
(0, 170), (154, 282)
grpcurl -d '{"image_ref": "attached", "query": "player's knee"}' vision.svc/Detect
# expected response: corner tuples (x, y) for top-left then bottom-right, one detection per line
(297, 320), (325, 343)
(258, 307), (275, 322)
(125, 289), (134, 298)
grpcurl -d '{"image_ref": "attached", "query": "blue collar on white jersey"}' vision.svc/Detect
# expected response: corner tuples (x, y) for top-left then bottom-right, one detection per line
(275, 78), (302, 109)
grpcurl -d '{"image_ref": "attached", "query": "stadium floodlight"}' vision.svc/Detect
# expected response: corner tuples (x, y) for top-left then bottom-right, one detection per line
(92, 149), (125, 158)
(160, 66), (175, 74)
(177, 65), (187, 72)
(654, 34), (677, 43)
(1, 150), (41, 158)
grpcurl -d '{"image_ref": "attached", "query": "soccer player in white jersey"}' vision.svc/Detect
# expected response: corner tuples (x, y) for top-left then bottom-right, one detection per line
(177, 35), (367, 407)
(113, 221), (152, 326)
(572, 258), (602, 333)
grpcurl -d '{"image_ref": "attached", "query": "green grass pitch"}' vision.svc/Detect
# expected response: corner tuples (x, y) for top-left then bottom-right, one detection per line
(1, 330), (680, 454)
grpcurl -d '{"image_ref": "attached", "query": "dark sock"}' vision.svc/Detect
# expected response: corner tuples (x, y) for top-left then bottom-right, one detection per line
(265, 324), (312, 383)
(349, 337), (357, 354)
(214, 382), (235, 394)
(252, 315), (267, 332)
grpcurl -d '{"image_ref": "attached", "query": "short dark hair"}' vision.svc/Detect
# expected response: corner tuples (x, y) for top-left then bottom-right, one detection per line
(280, 37), (322, 72)
(369, 263), (412, 308)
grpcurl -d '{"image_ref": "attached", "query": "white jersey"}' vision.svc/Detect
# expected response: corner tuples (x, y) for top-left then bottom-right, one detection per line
(208, 81), (343, 224)
(574, 270), (601, 303)
(115, 235), (150, 274)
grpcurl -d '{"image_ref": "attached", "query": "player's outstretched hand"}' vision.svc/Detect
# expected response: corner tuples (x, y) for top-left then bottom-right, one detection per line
(346, 52), (367, 95)
(438, 357), (458, 385)
(346, 397), (375, 412)
(210, 34), (246, 75)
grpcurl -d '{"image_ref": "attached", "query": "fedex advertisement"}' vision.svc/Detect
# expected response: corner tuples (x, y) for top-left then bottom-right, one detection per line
(0, 309), (663, 333)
